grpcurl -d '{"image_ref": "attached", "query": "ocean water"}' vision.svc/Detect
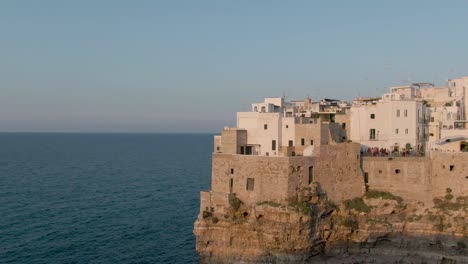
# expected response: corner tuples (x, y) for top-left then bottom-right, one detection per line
(0, 133), (212, 264)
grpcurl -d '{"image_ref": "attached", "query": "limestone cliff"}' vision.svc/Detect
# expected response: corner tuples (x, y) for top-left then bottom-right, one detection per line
(194, 187), (468, 263)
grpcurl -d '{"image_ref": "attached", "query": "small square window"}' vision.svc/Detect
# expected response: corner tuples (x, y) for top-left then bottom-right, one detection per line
(370, 114), (375, 119)
(395, 169), (400, 174)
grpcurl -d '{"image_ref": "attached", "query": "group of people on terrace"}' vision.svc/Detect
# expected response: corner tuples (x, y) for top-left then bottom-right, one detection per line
(362, 146), (424, 157)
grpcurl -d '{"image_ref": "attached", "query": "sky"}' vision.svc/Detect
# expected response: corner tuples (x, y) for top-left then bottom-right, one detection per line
(1, 1), (468, 133)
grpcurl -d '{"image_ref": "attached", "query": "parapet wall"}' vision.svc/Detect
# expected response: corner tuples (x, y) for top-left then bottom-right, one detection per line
(430, 151), (468, 199)
(363, 151), (468, 204)
(362, 157), (432, 203)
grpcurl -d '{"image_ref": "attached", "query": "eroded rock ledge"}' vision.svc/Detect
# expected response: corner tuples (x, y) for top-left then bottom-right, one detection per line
(194, 189), (468, 263)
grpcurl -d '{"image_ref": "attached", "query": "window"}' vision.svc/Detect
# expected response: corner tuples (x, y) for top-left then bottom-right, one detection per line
(272, 140), (276, 151)
(450, 165), (454, 171)
(369, 129), (376, 140)
(308, 166), (314, 184)
(342, 123), (346, 129)
(405, 129), (408, 134)
(395, 169), (401, 174)
(404, 109), (408, 117)
(370, 113), (375, 119)
(310, 140), (314, 145)
(286, 125), (288, 128)
(395, 128), (399, 134)
(216, 146), (220, 151)
(396, 110), (400, 117)
(288, 140), (293, 147)
(430, 133), (434, 137)
(264, 124), (268, 130)
(229, 178), (233, 193)
(246, 178), (254, 191)
(301, 138), (305, 146)
(230, 168), (234, 174)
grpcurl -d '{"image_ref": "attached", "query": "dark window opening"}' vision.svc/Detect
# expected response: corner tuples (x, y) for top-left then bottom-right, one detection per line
(246, 178), (255, 191)
(395, 169), (401, 174)
(450, 165), (454, 171)
(246, 146), (252, 155)
(289, 140), (293, 147)
(230, 168), (234, 174)
(370, 114), (375, 119)
(264, 124), (268, 130)
(229, 178), (233, 193)
(378, 170), (382, 174)
(240, 146), (244, 154)
(342, 123), (346, 129)
(370, 129), (376, 140)
(301, 138), (305, 146)
(286, 125), (289, 128)
(310, 140), (314, 145)
(291, 151), (296, 156)
(272, 140), (276, 151)
(308, 166), (314, 184)
(217, 146), (220, 151)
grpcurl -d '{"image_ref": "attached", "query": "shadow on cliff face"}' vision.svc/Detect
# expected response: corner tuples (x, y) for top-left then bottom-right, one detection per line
(315, 234), (468, 264)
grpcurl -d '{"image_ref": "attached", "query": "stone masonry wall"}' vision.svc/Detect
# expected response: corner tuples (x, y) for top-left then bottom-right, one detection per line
(211, 154), (291, 205)
(314, 143), (366, 202)
(363, 151), (468, 204)
(362, 157), (432, 203)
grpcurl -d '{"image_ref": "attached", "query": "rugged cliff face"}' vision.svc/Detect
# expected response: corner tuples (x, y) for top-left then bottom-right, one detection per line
(194, 187), (468, 263)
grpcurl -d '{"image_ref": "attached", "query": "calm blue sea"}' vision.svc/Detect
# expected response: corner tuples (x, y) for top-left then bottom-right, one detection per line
(0, 133), (212, 264)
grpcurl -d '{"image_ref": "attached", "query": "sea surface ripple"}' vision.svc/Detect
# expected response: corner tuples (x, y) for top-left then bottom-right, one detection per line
(0, 133), (212, 264)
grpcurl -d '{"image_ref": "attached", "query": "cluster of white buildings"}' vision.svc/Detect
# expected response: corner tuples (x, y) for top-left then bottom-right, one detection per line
(215, 76), (468, 156)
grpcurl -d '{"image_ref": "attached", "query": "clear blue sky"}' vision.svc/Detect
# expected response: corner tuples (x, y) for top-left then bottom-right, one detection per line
(1, 1), (468, 133)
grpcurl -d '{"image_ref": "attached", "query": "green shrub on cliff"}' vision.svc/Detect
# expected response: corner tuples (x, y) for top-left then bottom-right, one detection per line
(256, 201), (281, 207)
(229, 195), (242, 211)
(364, 190), (403, 205)
(288, 201), (310, 215)
(344, 197), (370, 213)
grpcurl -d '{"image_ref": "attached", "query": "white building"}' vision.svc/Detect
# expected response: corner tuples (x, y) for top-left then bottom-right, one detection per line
(215, 97), (347, 157)
(350, 92), (425, 152)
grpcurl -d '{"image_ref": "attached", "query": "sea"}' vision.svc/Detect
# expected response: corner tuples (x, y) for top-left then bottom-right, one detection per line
(0, 133), (212, 264)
